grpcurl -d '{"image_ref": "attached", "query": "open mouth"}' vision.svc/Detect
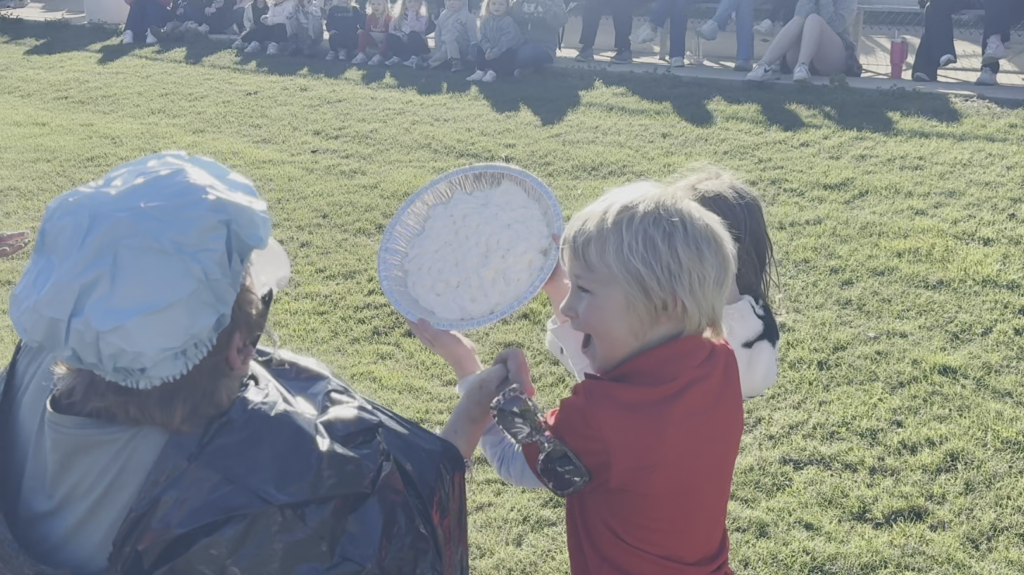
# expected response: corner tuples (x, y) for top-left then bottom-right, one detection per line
(581, 333), (593, 353)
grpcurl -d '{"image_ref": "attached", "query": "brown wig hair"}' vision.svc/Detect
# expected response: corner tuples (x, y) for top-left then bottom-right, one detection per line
(672, 168), (777, 304)
(50, 273), (267, 434)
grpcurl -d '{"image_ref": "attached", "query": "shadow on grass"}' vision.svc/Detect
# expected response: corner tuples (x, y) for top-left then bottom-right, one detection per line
(0, 17), (118, 55)
(4, 19), (1014, 132)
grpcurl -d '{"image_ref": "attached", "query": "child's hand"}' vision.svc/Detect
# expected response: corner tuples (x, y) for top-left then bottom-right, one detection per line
(260, 14), (269, 23)
(0, 231), (30, 259)
(408, 319), (483, 381)
(485, 49), (495, 60)
(542, 234), (569, 321)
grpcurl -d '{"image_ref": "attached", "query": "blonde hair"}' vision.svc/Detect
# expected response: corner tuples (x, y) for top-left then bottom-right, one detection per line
(562, 182), (737, 339)
(481, 0), (508, 17)
(392, 0), (425, 23)
(672, 167), (776, 304)
(367, 0), (387, 14)
(50, 273), (267, 434)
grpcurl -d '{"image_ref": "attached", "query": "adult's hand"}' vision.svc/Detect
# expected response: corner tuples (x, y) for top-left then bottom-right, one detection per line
(493, 348), (534, 397)
(0, 231), (30, 259)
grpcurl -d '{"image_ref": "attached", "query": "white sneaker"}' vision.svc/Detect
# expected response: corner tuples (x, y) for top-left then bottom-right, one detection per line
(338, 49), (348, 61)
(244, 41), (261, 53)
(975, 68), (997, 86)
(122, 30), (134, 44)
(630, 22), (657, 45)
(197, 23), (209, 34)
(232, 38), (245, 49)
(466, 69), (486, 81)
(912, 72), (933, 82)
(746, 62), (780, 82)
(266, 41), (280, 55)
(385, 56), (402, 66)
(753, 18), (773, 35)
(326, 50), (337, 60)
(670, 56), (684, 67)
(482, 70), (497, 82)
(351, 52), (368, 64)
(939, 53), (955, 67)
(792, 62), (811, 82)
(403, 56), (418, 68)
(368, 54), (384, 65)
(697, 20), (719, 41)
(982, 35), (1006, 64)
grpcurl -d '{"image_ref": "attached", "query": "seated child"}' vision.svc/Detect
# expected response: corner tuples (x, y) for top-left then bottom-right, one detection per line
(233, 0), (286, 51)
(325, 0), (364, 60)
(425, 0), (478, 71)
(416, 177), (746, 574)
(202, 0), (246, 34)
(466, 0), (523, 82)
(378, 0), (433, 67)
(351, 0), (390, 64)
(148, 0), (208, 42)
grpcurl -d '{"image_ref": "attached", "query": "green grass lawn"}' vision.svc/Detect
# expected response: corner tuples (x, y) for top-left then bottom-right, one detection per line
(3, 18), (1024, 575)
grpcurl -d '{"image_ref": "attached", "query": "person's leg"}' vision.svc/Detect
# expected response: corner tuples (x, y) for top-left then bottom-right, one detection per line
(734, 0), (754, 63)
(668, 0), (688, 58)
(911, 0), (957, 79)
(514, 42), (554, 70)
(758, 14), (804, 66)
(358, 29), (373, 53)
(407, 31), (430, 56)
(610, 0), (632, 51)
(711, 0), (740, 29)
(475, 43), (488, 70)
(579, 0), (606, 49)
(270, 22), (288, 44)
(490, 46), (519, 75)
(648, 0), (673, 28)
(386, 33), (408, 58)
(329, 31), (342, 51)
(793, 13), (846, 75)
(981, 0), (1011, 63)
(124, 1), (144, 36)
(441, 24), (461, 60)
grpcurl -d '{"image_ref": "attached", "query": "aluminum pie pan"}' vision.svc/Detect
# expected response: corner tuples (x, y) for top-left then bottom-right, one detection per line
(378, 164), (564, 331)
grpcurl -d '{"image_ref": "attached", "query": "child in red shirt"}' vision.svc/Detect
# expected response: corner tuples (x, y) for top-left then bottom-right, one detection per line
(429, 180), (745, 575)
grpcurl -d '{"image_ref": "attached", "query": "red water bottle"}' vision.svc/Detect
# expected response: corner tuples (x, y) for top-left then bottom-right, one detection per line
(891, 35), (908, 79)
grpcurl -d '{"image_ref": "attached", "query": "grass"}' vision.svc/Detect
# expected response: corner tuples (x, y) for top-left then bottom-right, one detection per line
(2, 18), (1024, 575)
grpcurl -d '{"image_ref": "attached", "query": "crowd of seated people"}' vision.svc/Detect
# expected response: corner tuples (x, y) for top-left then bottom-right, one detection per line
(117, 0), (1019, 85)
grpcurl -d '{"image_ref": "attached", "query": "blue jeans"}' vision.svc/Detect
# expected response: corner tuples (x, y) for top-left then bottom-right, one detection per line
(513, 42), (554, 71)
(711, 0), (754, 62)
(650, 0), (753, 62)
(648, 0), (690, 58)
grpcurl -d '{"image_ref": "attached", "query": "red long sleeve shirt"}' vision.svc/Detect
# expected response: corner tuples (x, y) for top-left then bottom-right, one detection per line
(523, 335), (744, 575)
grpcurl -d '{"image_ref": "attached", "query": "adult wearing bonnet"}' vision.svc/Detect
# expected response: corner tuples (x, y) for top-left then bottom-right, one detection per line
(0, 153), (482, 575)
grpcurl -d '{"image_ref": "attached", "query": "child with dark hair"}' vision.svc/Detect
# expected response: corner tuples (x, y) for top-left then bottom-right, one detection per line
(325, 0), (365, 60)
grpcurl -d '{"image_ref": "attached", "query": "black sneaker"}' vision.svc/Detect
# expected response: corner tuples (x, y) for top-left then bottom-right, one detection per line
(451, 59), (465, 72)
(575, 47), (594, 62)
(611, 49), (632, 64)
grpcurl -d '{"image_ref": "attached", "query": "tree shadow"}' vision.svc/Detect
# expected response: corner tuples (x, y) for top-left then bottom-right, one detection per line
(0, 18), (118, 55)
(474, 69), (597, 126)
(598, 71), (966, 134)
